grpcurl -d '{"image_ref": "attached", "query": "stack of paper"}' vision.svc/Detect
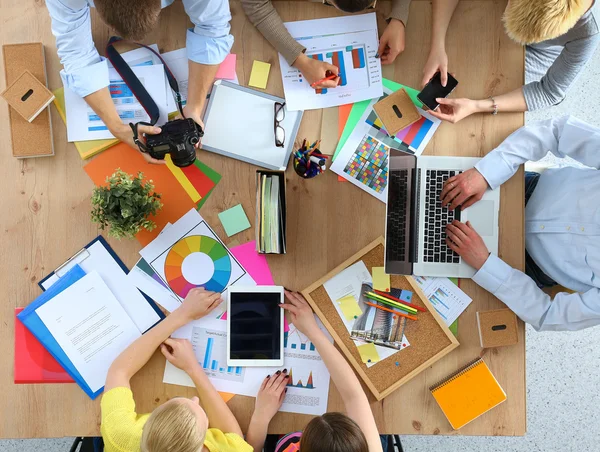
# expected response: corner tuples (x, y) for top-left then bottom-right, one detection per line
(256, 172), (286, 254)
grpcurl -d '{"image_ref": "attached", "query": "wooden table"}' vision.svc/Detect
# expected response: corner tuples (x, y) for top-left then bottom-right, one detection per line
(0, 0), (525, 438)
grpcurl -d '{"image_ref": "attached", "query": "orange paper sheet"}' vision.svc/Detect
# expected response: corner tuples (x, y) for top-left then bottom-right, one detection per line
(84, 143), (196, 246)
(219, 392), (235, 403)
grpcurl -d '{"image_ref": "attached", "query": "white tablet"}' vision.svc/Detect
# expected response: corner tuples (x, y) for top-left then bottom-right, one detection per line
(227, 286), (284, 367)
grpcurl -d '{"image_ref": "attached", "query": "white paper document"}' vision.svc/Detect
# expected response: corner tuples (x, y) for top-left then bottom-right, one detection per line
(163, 316), (332, 416)
(413, 276), (472, 326)
(36, 271), (141, 393)
(279, 13), (383, 111)
(65, 64), (169, 142)
(41, 240), (161, 333)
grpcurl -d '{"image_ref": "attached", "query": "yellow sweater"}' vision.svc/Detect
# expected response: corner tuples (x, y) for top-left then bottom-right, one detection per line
(101, 387), (252, 452)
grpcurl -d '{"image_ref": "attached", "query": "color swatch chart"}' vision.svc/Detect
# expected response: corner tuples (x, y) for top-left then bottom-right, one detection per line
(343, 134), (388, 194)
(164, 235), (232, 298)
(192, 327), (244, 382)
(366, 108), (434, 155)
(308, 45), (367, 94)
(287, 368), (315, 389)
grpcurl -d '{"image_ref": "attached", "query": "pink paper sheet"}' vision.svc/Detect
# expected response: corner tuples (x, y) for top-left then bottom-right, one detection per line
(215, 54), (237, 80)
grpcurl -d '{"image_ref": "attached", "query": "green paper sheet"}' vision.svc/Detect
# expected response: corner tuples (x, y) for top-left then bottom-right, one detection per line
(218, 204), (251, 237)
(196, 159), (222, 209)
(449, 277), (459, 337)
(333, 79), (423, 161)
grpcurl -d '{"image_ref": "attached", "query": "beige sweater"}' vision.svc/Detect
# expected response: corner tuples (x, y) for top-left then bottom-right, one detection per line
(240, 0), (411, 64)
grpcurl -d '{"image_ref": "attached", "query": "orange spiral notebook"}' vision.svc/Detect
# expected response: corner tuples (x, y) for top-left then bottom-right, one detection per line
(430, 358), (506, 430)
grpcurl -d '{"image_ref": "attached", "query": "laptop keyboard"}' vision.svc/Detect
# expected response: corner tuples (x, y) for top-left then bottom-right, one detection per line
(424, 170), (461, 263)
(386, 170), (409, 262)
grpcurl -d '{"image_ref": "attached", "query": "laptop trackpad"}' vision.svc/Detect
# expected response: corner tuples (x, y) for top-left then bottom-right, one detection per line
(467, 201), (495, 236)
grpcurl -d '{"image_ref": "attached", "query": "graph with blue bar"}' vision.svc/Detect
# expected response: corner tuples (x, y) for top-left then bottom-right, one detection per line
(192, 327), (244, 382)
(284, 327), (317, 352)
(306, 45), (370, 95)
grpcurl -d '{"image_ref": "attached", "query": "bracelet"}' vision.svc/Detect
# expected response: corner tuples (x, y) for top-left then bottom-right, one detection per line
(489, 96), (498, 115)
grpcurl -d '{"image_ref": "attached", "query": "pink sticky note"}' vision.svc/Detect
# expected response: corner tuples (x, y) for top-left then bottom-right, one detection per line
(230, 240), (275, 285)
(215, 54), (237, 80)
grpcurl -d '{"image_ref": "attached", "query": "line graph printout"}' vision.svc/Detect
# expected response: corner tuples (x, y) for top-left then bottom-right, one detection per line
(279, 13), (382, 111)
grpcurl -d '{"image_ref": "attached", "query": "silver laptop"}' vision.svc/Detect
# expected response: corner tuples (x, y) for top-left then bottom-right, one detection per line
(384, 151), (500, 278)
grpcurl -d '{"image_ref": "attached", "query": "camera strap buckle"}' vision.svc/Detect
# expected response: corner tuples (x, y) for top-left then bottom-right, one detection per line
(129, 122), (152, 153)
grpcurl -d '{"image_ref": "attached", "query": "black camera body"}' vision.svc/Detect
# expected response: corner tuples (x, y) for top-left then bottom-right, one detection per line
(144, 118), (203, 168)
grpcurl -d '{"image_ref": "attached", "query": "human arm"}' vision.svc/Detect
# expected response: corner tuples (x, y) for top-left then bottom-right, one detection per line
(281, 291), (383, 452)
(181, 61), (218, 135)
(524, 36), (600, 110)
(377, 0), (411, 65)
(421, 0), (459, 87)
(246, 372), (288, 451)
(104, 288), (223, 391)
(446, 221), (600, 331)
(161, 338), (243, 436)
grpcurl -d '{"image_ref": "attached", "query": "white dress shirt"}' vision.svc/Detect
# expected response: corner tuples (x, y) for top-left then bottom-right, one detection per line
(472, 116), (600, 331)
(46, 0), (234, 97)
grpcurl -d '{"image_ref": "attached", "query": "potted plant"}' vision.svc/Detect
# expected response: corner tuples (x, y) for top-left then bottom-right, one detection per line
(91, 169), (163, 239)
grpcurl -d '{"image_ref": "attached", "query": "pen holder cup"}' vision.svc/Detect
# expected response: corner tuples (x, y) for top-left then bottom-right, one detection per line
(293, 150), (326, 179)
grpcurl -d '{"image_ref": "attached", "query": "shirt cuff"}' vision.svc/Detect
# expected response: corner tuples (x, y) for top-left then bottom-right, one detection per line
(60, 58), (109, 98)
(472, 254), (513, 294)
(388, 0), (410, 25)
(474, 152), (514, 190)
(186, 28), (234, 65)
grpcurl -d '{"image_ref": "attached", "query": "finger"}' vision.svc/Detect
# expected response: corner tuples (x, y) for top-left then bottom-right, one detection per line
(160, 344), (174, 360)
(279, 303), (300, 315)
(315, 78), (339, 89)
(324, 63), (339, 76)
(461, 195), (480, 210)
(206, 297), (224, 314)
(427, 109), (454, 122)
(138, 125), (162, 135)
(453, 220), (472, 236)
(436, 97), (455, 106)
(377, 39), (387, 59)
(275, 372), (289, 390)
(146, 155), (168, 165)
(441, 68), (448, 87)
(448, 222), (469, 242)
(384, 48), (401, 65)
(446, 237), (460, 254)
(440, 175), (458, 200)
(448, 192), (470, 211)
(268, 370), (283, 388)
(445, 226), (463, 247)
(421, 70), (434, 89)
(441, 186), (461, 207)
(279, 388), (287, 403)
(260, 375), (270, 391)
(163, 338), (177, 347)
(284, 291), (303, 307)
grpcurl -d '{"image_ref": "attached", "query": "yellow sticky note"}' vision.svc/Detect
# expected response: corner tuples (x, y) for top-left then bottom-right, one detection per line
(357, 343), (380, 364)
(337, 295), (362, 321)
(248, 60), (271, 89)
(372, 267), (391, 292)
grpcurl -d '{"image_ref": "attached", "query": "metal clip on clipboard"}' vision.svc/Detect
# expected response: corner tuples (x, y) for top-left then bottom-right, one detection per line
(54, 248), (92, 278)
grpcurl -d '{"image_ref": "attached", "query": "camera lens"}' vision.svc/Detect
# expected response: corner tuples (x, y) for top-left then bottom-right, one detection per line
(190, 136), (199, 145)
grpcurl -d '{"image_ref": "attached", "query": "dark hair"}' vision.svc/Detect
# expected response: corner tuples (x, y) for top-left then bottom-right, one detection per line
(301, 413), (369, 452)
(330, 0), (375, 13)
(95, 0), (162, 40)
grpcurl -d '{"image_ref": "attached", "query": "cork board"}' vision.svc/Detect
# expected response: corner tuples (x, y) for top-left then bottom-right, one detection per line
(302, 237), (459, 400)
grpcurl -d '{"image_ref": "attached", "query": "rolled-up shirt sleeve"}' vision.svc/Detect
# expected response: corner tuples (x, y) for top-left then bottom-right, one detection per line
(183, 0), (234, 65)
(46, 0), (109, 97)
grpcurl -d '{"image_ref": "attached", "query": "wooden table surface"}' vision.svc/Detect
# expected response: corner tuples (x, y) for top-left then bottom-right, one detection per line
(0, 0), (525, 438)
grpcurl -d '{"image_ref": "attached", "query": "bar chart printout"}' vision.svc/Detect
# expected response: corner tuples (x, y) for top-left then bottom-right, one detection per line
(192, 327), (245, 382)
(413, 276), (473, 326)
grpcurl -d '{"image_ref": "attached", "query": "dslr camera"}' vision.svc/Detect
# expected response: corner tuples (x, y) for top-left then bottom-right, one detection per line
(140, 118), (203, 168)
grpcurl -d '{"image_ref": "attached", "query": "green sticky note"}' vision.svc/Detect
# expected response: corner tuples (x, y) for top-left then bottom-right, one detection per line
(337, 295), (362, 321)
(333, 79), (423, 161)
(357, 342), (380, 364)
(218, 204), (251, 237)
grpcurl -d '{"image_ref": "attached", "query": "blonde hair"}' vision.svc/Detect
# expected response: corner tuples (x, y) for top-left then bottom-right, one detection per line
(503, 0), (588, 44)
(141, 400), (206, 452)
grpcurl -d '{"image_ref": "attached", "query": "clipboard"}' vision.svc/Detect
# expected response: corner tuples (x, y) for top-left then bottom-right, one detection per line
(201, 80), (303, 170)
(39, 236), (164, 333)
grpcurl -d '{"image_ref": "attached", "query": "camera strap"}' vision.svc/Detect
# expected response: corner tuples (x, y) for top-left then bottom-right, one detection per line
(105, 36), (185, 126)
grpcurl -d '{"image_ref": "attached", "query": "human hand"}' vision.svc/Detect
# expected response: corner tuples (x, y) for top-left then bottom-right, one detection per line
(182, 104), (205, 150)
(293, 54), (340, 89)
(421, 46), (448, 88)
(161, 338), (199, 374)
(111, 123), (166, 164)
(445, 220), (490, 270)
(428, 98), (477, 123)
(176, 287), (223, 322)
(440, 168), (489, 210)
(281, 291), (320, 338)
(253, 370), (288, 423)
(377, 19), (406, 65)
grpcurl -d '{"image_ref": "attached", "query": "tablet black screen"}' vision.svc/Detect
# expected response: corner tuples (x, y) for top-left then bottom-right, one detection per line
(230, 292), (282, 360)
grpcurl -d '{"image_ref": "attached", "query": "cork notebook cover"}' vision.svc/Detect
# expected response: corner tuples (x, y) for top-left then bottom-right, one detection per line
(302, 237), (459, 400)
(2, 43), (54, 158)
(372, 89), (420, 136)
(1, 70), (54, 122)
(476, 309), (518, 348)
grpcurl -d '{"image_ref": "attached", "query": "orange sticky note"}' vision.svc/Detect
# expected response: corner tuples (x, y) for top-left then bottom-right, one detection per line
(84, 143), (196, 246)
(219, 392), (235, 403)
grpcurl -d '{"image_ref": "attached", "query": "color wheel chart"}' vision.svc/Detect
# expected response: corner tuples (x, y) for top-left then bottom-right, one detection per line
(191, 327), (244, 382)
(343, 134), (388, 194)
(365, 98), (437, 155)
(287, 368), (315, 389)
(307, 45), (368, 95)
(164, 235), (232, 298)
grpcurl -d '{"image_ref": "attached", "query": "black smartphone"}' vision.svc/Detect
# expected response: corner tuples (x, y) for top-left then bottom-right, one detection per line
(417, 72), (459, 111)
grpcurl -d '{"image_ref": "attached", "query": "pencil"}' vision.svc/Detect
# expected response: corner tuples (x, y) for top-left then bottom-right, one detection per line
(373, 289), (427, 312)
(364, 301), (418, 321)
(310, 74), (337, 87)
(364, 292), (418, 314)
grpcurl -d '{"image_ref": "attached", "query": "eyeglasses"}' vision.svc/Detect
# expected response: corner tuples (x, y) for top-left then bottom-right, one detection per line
(322, 0), (377, 9)
(274, 101), (286, 148)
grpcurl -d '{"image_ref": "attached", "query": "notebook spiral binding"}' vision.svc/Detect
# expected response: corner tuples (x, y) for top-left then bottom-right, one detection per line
(429, 358), (483, 392)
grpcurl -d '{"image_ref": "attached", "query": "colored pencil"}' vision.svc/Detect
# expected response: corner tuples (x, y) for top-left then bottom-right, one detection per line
(364, 301), (418, 321)
(373, 289), (427, 312)
(364, 292), (418, 314)
(310, 74), (337, 87)
(363, 294), (417, 315)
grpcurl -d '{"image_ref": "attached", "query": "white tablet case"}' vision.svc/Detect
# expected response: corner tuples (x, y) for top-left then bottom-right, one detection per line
(202, 80), (303, 170)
